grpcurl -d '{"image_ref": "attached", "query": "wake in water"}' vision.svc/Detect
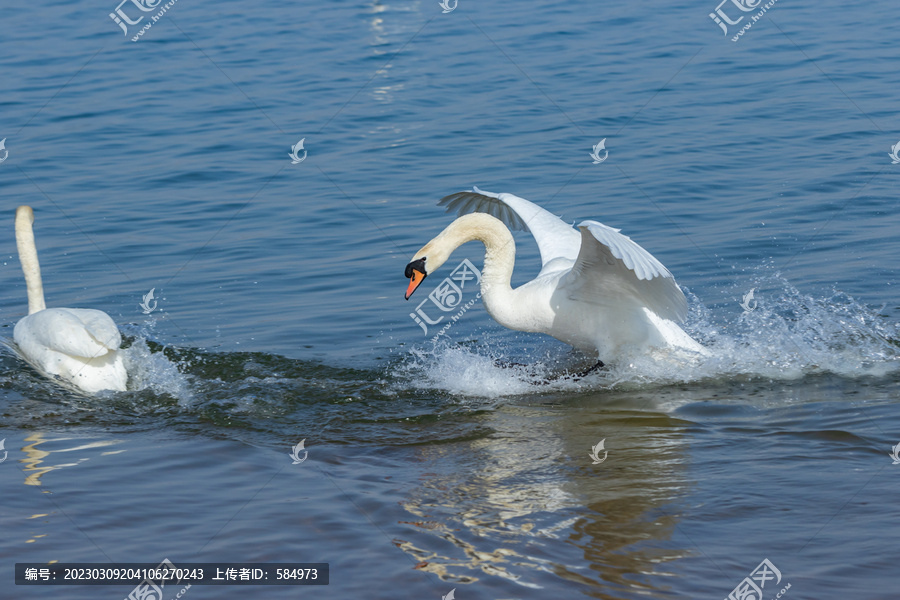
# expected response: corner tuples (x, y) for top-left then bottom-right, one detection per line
(396, 273), (900, 397)
(3, 273), (896, 410)
(120, 335), (195, 401)
(0, 330), (192, 403)
(2, 326), (412, 443)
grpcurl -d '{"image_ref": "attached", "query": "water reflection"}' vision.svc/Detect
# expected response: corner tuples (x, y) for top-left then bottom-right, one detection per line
(367, 0), (423, 50)
(19, 431), (123, 487)
(395, 390), (695, 595)
(366, 0), (419, 102)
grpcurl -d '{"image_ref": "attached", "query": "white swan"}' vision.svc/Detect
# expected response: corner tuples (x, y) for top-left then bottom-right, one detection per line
(404, 188), (706, 361)
(12, 206), (127, 393)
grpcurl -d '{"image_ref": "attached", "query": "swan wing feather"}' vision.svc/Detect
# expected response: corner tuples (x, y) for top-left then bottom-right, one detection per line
(22, 308), (122, 357)
(560, 221), (688, 321)
(438, 187), (581, 269)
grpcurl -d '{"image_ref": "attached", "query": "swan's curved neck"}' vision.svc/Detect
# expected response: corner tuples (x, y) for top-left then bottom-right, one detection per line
(427, 213), (516, 287)
(421, 213), (521, 327)
(15, 206), (46, 314)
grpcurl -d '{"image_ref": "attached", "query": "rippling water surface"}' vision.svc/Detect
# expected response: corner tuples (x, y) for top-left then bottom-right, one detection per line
(1, 0), (899, 598)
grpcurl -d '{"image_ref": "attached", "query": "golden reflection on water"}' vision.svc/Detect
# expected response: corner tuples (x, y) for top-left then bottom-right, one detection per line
(395, 394), (696, 594)
(13, 432), (124, 550)
(19, 431), (123, 486)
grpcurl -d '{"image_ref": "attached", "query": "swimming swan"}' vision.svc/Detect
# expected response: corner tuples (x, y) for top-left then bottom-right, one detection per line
(13, 206), (127, 393)
(404, 188), (706, 362)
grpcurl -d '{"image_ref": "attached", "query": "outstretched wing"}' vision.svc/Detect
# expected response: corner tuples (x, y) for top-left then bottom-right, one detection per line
(24, 308), (122, 358)
(438, 187), (581, 271)
(559, 220), (688, 321)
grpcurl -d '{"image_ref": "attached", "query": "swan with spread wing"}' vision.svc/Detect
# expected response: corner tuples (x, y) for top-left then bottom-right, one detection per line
(404, 188), (706, 361)
(12, 206), (127, 393)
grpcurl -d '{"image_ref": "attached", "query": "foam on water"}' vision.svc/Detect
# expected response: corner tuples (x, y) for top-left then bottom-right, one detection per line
(121, 336), (195, 402)
(398, 273), (900, 398)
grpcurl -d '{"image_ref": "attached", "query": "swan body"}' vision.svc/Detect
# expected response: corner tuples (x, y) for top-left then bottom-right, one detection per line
(12, 206), (127, 393)
(404, 188), (706, 361)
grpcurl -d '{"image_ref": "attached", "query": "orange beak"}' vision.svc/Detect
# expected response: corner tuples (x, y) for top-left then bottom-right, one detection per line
(405, 269), (426, 300)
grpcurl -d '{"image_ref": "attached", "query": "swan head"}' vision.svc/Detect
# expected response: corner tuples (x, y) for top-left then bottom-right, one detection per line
(403, 217), (468, 300)
(16, 205), (35, 225)
(404, 257), (429, 300)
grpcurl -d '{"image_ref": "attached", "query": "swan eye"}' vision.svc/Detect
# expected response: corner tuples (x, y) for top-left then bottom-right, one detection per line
(405, 257), (427, 279)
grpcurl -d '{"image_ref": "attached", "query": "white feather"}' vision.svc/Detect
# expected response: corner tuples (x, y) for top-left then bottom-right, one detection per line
(12, 206), (127, 393)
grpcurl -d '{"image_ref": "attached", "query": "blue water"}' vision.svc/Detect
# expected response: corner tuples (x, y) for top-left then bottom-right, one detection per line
(2, 0), (900, 598)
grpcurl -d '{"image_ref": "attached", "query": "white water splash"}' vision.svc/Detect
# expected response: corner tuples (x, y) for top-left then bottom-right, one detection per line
(399, 274), (900, 398)
(122, 337), (195, 402)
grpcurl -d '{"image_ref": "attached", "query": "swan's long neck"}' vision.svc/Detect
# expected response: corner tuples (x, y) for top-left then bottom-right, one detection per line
(15, 206), (46, 314)
(419, 213), (522, 328)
